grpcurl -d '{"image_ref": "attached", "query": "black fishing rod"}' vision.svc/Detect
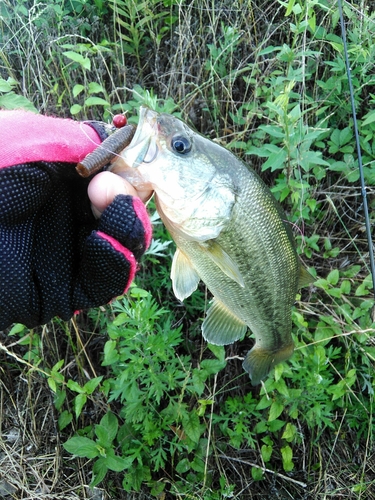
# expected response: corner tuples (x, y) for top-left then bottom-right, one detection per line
(337, 0), (375, 314)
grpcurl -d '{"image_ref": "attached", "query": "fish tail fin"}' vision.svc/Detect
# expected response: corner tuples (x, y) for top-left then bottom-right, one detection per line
(243, 343), (294, 386)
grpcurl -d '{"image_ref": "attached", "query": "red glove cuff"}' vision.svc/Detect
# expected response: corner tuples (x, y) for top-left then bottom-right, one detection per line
(96, 231), (137, 293)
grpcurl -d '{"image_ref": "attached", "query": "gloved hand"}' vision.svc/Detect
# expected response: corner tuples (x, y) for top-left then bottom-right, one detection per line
(0, 110), (152, 330)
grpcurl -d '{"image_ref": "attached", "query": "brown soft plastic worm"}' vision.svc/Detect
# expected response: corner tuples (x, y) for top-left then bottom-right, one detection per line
(76, 124), (136, 177)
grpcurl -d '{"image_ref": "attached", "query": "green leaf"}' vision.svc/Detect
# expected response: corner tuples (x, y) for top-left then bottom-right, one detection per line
(355, 274), (373, 296)
(91, 458), (109, 487)
(63, 51), (91, 70)
(268, 401), (284, 421)
(284, 0), (296, 15)
(258, 124), (285, 138)
(58, 410), (73, 431)
(362, 110), (375, 127)
(256, 395), (272, 410)
(84, 96), (109, 107)
(102, 340), (119, 366)
(70, 104), (82, 115)
(200, 358), (226, 375)
(191, 456), (205, 473)
(251, 466), (264, 481)
(47, 377), (57, 392)
(95, 424), (112, 448)
(123, 464), (151, 492)
(105, 449), (133, 472)
(0, 92), (38, 112)
(339, 127), (353, 145)
(207, 344), (225, 363)
(281, 445), (294, 471)
(63, 436), (99, 458)
(261, 444), (273, 462)
(182, 412), (202, 444)
(327, 288), (343, 298)
(88, 82), (105, 94)
(0, 78), (13, 92)
(74, 393), (87, 419)
(326, 269), (339, 286)
(83, 376), (103, 395)
(191, 369), (206, 395)
(72, 84), (84, 97)
(282, 422), (297, 442)
(8, 323), (26, 336)
(54, 389), (66, 411)
(300, 151), (330, 168)
(262, 148), (288, 172)
(308, 9), (316, 31)
(51, 359), (64, 372)
(99, 412), (118, 444)
(340, 280), (352, 295)
(176, 458), (191, 474)
(268, 419), (285, 432)
(67, 380), (84, 393)
(258, 45), (279, 56)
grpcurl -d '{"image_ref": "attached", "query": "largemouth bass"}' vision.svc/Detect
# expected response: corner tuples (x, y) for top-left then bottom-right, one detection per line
(111, 106), (312, 385)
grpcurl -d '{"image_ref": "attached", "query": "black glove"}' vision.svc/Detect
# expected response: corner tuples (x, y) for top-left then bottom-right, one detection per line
(0, 111), (151, 330)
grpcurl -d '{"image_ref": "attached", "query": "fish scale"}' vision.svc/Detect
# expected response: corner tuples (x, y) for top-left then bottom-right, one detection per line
(113, 106), (312, 385)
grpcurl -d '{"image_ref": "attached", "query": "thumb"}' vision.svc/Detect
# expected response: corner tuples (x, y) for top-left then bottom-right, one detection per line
(88, 171), (144, 218)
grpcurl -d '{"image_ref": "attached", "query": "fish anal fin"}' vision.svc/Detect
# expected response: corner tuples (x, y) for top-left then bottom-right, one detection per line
(298, 265), (315, 289)
(201, 240), (245, 287)
(243, 342), (294, 386)
(171, 248), (200, 301)
(202, 298), (247, 346)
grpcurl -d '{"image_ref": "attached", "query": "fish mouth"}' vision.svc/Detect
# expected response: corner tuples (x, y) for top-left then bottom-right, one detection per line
(120, 106), (159, 168)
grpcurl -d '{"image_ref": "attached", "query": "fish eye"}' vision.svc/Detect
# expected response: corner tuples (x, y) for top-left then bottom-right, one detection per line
(171, 135), (191, 154)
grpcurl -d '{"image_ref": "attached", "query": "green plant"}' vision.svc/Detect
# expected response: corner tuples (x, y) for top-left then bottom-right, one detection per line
(0, 77), (37, 111)
(108, 0), (178, 72)
(60, 287), (226, 494)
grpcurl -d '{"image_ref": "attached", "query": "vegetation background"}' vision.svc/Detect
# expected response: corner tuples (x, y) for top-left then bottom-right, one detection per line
(0, 0), (375, 498)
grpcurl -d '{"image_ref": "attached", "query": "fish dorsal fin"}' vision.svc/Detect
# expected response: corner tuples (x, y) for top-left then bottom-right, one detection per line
(200, 240), (245, 288)
(298, 265), (315, 289)
(202, 298), (248, 346)
(171, 248), (201, 301)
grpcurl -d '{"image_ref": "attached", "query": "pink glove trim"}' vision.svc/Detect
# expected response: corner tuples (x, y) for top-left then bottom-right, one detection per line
(96, 231), (137, 293)
(0, 110), (102, 168)
(132, 197), (152, 249)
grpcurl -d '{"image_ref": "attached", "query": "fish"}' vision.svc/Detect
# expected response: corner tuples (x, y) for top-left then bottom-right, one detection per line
(111, 106), (312, 385)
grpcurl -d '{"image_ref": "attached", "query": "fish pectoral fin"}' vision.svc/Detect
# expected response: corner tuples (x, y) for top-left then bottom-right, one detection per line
(202, 298), (247, 346)
(242, 342), (294, 386)
(298, 264), (315, 289)
(201, 240), (245, 287)
(171, 248), (201, 301)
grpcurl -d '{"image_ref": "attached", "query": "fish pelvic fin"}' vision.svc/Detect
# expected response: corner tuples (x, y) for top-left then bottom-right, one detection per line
(298, 264), (315, 288)
(200, 240), (245, 288)
(202, 298), (247, 345)
(171, 248), (200, 301)
(242, 342), (294, 386)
